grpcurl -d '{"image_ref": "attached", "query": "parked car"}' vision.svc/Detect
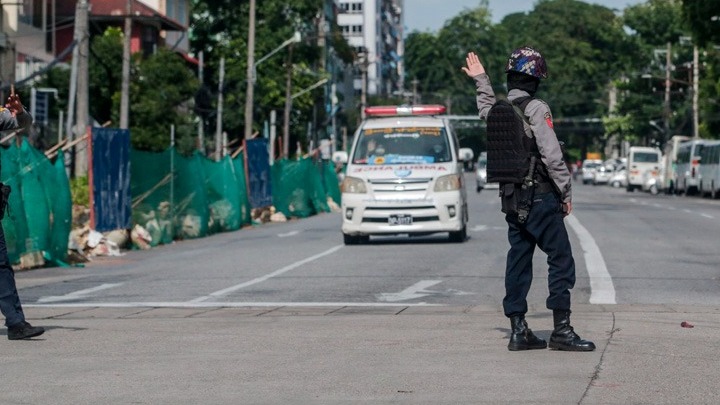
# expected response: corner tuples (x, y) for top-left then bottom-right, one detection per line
(475, 152), (498, 192)
(609, 165), (627, 188)
(592, 164), (613, 185)
(581, 159), (603, 184)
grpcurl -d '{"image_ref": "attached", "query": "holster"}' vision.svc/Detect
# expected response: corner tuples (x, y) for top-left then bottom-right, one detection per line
(0, 182), (10, 220)
(500, 183), (534, 224)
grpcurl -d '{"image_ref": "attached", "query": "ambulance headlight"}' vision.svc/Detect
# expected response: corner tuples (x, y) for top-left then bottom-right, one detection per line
(434, 174), (461, 191)
(341, 176), (367, 194)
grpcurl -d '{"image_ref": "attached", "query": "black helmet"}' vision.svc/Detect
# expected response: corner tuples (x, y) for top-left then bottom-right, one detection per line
(505, 46), (547, 79)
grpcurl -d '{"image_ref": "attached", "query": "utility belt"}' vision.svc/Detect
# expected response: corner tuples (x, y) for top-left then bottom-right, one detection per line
(499, 180), (556, 223)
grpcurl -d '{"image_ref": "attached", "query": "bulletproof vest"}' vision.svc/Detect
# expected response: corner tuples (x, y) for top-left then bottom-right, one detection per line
(486, 97), (548, 184)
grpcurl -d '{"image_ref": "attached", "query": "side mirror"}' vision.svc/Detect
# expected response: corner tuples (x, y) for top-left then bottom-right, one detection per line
(459, 148), (474, 162)
(332, 151), (348, 164)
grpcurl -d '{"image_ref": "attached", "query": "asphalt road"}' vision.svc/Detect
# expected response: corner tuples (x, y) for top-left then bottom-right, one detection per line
(4, 174), (720, 404)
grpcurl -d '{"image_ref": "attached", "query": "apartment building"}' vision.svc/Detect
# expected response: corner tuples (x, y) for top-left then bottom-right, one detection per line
(0, 0), (190, 92)
(336, 0), (403, 101)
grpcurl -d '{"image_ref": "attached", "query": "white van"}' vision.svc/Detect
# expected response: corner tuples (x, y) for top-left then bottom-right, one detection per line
(662, 135), (690, 193)
(675, 140), (706, 195)
(698, 140), (720, 198)
(625, 146), (662, 192)
(332, 105), (473, 244)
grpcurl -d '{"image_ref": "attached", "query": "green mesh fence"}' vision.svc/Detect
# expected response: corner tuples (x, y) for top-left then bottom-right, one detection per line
(130, 148), (259, 246)
(0, 140), (71, 265)
(0, 140), (342, 264)
(271, 158), (333, 218)
(322, 160), (341, 205)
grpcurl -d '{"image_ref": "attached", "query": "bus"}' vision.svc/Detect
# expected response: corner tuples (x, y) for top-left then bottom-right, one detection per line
(698, 140), (720, 199)
(675, 139), (706, 195)
(662, 135), (690, 194)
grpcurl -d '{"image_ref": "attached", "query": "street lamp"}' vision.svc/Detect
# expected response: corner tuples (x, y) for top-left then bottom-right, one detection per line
(252, 31), (301, 83)
(244, 31), (301, 140)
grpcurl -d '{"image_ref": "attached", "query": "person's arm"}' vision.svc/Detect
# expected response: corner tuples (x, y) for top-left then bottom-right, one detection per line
(524, 99), (572, 206)
(1, 93), (33, 131)
(462, 52), (496, 120)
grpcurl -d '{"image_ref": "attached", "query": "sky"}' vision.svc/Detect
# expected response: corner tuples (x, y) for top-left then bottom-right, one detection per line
(403, 0), (646, 34)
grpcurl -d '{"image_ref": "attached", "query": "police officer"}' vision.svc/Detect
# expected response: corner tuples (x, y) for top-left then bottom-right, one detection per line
(462, 47), (594, 351)
(0, 91), (45, 340)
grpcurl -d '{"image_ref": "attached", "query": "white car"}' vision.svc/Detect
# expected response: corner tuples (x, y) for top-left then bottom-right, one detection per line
(609, 166), (627, 188)
(475, 152), (499, 192)
(333, 105), (473, 244)
(592, 164), (615, 185)
(581, 159), (603, 184)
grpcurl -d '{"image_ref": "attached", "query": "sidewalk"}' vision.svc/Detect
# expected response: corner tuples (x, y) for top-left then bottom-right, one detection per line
(2, 303), (718, 404)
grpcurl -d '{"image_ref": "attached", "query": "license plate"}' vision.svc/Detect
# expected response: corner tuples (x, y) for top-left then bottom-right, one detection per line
(389, 214), (412, 225)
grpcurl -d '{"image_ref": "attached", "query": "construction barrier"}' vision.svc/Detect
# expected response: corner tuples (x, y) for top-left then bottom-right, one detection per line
(0, 140), (341, 264)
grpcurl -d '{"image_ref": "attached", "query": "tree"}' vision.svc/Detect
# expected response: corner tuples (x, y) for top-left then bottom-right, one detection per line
(190, 0), (349, 153)
(89, 27), (124, 126)
(619, 0), (693, 145)
(681, 0), (720, 139)
(120, 48), (199, 153)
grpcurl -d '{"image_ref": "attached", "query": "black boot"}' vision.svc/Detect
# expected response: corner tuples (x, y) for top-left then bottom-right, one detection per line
(508, 315), (547, 351)
(549, 310), (596, 351)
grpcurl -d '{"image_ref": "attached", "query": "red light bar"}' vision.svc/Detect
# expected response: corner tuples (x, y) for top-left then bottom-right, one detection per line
(365, 105), (447, 117)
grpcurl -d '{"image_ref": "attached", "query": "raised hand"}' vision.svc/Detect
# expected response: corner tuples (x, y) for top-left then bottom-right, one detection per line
(461, 52), (486, 77)
(5, 93), (24, 117)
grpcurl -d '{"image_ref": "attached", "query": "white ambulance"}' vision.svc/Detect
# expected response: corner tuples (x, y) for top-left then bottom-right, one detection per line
(332, 105), (473, 245)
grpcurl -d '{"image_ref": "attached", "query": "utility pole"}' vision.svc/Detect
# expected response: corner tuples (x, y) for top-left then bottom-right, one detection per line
(243, 0), (256, 140)
(215, 57), (225, 161)
(197, 50), (204, 153)
(692, 45), (699, 139)
(331, 83), (337, 153)
(75, 0), (90, 176)
(412, 78), (419, 105)
(663, 42), (671, 147)
(282, 46), (294, 159)
(360, 52), (367, 120)
(120, 0), (131, 129)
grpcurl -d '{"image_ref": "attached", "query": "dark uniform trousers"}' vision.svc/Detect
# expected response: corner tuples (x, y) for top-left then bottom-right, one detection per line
(0, 223), (24, 327)
(503, 191), (575, 317)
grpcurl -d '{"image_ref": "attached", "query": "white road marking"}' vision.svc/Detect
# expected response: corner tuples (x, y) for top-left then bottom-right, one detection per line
(278, 230), (300, 237)
(189, 245), (344, 303)
(565, 216), (616, 304)
(377, 280), (474, 302)
(37, 283), (123, 303)
(25, 302), (441, 308)
(701, 213), (714, 219)
(683, 209), (692, 213)
(377, 280), (442, 302)
(470, 225), (488, 232)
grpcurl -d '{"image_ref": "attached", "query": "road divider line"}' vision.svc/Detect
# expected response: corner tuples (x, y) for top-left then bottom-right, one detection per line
(37, 283), (123, 303)
(566, 216), (616, 304)
(26, 301), (442, 308)
(189, 245), (344, 303)
(278, 230), (300, 237)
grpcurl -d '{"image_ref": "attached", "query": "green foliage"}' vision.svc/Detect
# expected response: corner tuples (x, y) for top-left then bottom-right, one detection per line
(681, 0), (720, 47)
(402, 0), (720, 153)
(190, 0), (346, 151)
(70, 176), (89, 206)
(89, 27), (124, 125)
(121, 48), (200, 153)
